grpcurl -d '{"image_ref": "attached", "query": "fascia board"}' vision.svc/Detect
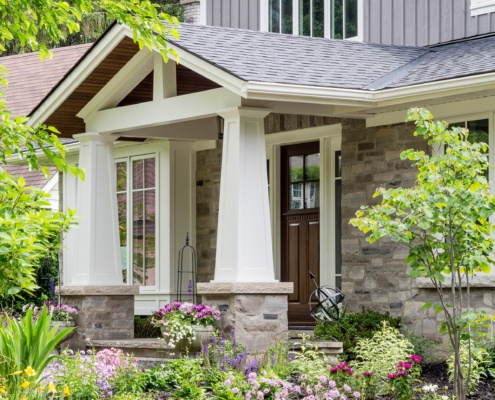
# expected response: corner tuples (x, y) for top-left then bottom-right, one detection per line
(28, 24), (129, 127)
(242, 72), (495, 108)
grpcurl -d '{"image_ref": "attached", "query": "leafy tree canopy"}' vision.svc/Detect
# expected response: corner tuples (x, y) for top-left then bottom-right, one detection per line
(0, 0), (179, 297)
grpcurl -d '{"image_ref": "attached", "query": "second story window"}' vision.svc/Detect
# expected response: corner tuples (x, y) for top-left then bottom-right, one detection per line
(267, 0), (359, 39)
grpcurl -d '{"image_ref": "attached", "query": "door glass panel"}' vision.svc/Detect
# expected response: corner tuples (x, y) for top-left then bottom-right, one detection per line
(335, 151), (342, 178)
(133, 191), (145, 286)
(305, 153), (320, 180)
(117, 193), (127, 283)
(305, 181), (320, 208)
(289, 156), (304, 182)
(289, 183), (304, 210)
(116, 161), (127, 192)
(144, 190), (156, 286)
(144, 158), (155, 188)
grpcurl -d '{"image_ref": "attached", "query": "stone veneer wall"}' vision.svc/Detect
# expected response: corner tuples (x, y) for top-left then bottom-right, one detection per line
(196, 114), (495, 343)
(180, 0), (201, 24)
(338, 119), (495, 344)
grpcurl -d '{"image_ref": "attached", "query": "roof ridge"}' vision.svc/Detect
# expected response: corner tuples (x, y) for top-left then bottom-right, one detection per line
(363, 48), (435, 91)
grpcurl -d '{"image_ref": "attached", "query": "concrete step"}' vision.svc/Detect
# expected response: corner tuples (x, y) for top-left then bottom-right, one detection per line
(86, 338), (177, 359)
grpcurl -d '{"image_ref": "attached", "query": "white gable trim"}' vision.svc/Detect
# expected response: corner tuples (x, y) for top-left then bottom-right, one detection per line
(77, 48), (154, 120)
(86, 87), (241, 133)
(28, 24), (129, 127)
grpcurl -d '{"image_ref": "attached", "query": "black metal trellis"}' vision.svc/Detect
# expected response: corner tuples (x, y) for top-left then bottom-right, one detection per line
(176, 232), (197, 303)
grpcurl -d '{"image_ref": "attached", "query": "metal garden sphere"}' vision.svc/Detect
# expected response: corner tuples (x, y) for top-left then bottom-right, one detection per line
(308, 274), (346, 324)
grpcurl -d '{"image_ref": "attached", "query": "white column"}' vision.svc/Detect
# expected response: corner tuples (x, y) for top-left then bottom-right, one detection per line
(70, 132), (123, 285)
(214, 107), (275, 282)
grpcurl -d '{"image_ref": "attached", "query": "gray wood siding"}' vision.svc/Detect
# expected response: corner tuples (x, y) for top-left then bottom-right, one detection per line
(364, 0), (495, 46)
(207, 0), (259, 30)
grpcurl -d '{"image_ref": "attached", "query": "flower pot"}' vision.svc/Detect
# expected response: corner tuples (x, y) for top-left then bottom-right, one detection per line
(165, 325), (216, 354)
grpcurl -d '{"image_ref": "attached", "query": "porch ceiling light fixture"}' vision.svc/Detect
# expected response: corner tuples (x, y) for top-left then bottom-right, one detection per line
(216, 116), (225, 140)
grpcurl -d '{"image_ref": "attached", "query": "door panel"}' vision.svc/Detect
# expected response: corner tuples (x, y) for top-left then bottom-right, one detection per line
(281, 142), (320, 326)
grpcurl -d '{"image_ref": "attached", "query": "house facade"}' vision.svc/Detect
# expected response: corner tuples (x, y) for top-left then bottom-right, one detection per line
(3, 0), (495, 350)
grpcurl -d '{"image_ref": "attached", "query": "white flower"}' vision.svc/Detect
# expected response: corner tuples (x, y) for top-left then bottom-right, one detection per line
(422, 384), (438, 393)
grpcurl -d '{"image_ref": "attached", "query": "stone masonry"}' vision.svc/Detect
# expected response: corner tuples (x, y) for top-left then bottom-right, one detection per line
(180, 0), (201, 24)
(60, 286), (138, 349)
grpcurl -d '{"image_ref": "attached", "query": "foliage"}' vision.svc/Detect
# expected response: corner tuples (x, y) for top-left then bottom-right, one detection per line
(351, 322), (415, 393)
(134, 315), (160, 338)
(152, 302), (220, 348)
(448, 341), (488, 396)
(201, 331), (247, 380)
(23, 302), (78, 323)
(1, 0), (184, 55)
(387, 358), (422, 400)
(0, 307), (74, 396)
(50, 348), (141, 398)
(400, 325), (440, 363)
(289, 334), (327, 382)
(350, 107), (495, 400)
(314, 307), (402, 360)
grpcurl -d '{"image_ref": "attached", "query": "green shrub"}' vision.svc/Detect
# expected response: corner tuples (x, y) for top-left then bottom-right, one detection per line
(134, 315), (160, 338)
(351, 321), (415, 394)
(314, 307), (402, 361)
(448, 341), (488, 395)
(400, 325), (439, 363)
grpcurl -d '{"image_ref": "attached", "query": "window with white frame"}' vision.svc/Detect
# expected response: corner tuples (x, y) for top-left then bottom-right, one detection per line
(470, 0), (495, 16)
(116, 154), (157, 287)
(267, 0), (359, 39)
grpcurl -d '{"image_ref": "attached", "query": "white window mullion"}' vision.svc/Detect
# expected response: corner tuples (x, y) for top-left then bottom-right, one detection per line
(324, 0), (330, 38)
(293, 0), (299, 35)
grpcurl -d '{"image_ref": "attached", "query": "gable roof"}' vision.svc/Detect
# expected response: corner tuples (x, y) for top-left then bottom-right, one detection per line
(1, 44), (92, 116)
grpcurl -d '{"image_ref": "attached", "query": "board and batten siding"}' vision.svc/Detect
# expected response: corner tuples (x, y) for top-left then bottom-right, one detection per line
(206, 0), (259, 30)
(364, 0), (495, 46)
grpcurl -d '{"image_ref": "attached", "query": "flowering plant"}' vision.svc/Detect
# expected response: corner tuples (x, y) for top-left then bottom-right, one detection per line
(151, 302), (220, 348)
(23, 302), (78, 323)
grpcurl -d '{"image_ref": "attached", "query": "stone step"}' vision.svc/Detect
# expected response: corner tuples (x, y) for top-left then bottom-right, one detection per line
(86, 338), (177, 359)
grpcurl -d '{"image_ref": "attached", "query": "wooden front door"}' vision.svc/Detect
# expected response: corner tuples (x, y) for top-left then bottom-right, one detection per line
(281, 142), (320, 326)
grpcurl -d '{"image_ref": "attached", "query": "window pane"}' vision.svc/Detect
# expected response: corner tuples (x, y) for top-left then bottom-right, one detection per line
(345, 0), (358, 38)
(281, 0), (293, 33)
(289, 183), (304, 210)
(269, 0), (280, 32)
(133, 159), (144, 190)
(313, 0), (325, 37)
(145, 158), (155, 188)
(118, 192), (127, 284)
(144, 190), (156, 286)
(299, 0), (311, 36)
(289, 155), (304, 181)
(305, 153), (320, 180)
(467, 119), (489, 146)
(335, 178), (342, 287)
(305, 181), (320, 208)
(116, 161), (127, 192)
(133, 191), (145, 286)
(331, 0), (343, 39)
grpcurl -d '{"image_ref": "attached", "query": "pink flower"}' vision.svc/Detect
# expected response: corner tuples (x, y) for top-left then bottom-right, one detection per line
(410, 354), (422, 364)
(353, 392), (361, 398)
(343, 384), (351, 393)
(232, 387), (240, 394)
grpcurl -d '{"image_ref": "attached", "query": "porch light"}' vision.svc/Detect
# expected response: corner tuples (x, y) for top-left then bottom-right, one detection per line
(217, 116), (225, 140)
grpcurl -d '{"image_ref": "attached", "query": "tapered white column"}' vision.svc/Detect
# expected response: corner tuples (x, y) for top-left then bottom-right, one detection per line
(70, 132), (122, 285)
(214, 107), (275, 282)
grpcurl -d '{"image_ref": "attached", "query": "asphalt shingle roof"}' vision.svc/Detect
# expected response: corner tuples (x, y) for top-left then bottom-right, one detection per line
(0, 44), (91, 116)
(172, 24), (430, 90)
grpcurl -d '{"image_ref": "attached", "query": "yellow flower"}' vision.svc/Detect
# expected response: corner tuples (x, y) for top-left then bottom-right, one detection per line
(0, 387), (5, 394)
(47, 382), (57, 393)
(20, 380), (31, 388)
(24, 366), (35, 377)
(64, 386), (70, 397)
(20, 398), (27, 400)
(12, 370), (23, 375)
(39, 386), (45, 391)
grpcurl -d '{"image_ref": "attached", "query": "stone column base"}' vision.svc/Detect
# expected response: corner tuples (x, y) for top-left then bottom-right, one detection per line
(58, 286), (138, 349)
(197, 282), (293, 353)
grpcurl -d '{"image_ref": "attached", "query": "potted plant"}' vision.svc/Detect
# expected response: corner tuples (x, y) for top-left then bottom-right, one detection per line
(45, 301), (78, 327)
(152, 301), (220, 352)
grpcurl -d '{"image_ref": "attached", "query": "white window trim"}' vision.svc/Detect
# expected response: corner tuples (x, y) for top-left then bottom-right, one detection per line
(260, 0), (363, 40)
(470, 0), (495, 16)
(266, 124), (342, 287)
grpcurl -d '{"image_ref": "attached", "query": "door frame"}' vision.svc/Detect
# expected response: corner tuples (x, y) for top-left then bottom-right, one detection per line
(265, 124), (342, 288)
